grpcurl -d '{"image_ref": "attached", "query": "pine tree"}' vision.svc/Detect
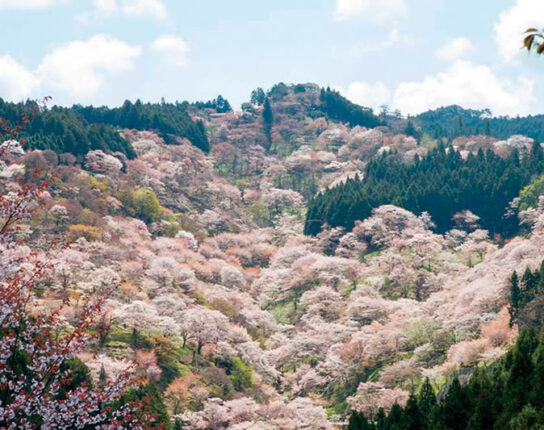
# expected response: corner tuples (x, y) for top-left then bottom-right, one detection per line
(466, 368), (495, 430)
(503, 329), (538, 418)
(418, 378), (436, 427)
(442, 377), (470, 430)
(386, 404), (404, 429)
(530, 329), (544, 409)
(375, 408), (386, 430)
(348, 411), (373, 429)
(403, 395), (424, 430)
(262, 97), (273, 150)
(509, 271), (521, 326)
(522, 267), (538, 303)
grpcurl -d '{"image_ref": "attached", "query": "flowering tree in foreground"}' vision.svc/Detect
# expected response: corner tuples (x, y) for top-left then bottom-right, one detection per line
(0, 133), (158, 427)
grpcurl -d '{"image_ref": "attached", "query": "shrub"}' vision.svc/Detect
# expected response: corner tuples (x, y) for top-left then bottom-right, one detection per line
(66, 224), (101, 243)
(131, 188), (162, 224)
(230, 357), (254, 391)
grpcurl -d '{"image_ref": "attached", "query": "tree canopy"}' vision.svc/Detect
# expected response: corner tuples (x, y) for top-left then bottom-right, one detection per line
(305, 143), (544, 236)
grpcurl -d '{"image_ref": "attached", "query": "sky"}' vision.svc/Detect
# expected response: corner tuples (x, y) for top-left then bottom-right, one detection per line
(0, 0), (543, 116)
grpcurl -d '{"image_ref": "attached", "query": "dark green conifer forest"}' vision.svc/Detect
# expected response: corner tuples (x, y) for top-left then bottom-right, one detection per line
(414, 105), (544, 142)
(318, 87), (382, 129)
(0, 97), (209, 158)
(348, 328), (544, 430)
(305, 143), (544, 237)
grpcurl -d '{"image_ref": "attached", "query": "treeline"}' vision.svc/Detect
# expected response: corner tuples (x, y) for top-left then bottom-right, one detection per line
(415, 105), (544, 142)
(348, 329), (544, 430)
(305, 144), (544, 236)
(73, 100), (209, 152)
(0, 98), (209, 158)
(247, 83), (382, 129)
(0, 99), (135, 158)
(318, 87), (382, 129)
(191, 94), (232, 113)
(509, 261), (544, 326)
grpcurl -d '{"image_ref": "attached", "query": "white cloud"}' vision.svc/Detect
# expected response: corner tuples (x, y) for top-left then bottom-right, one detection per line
(334, 0), (408, 22)
(0, 35), (140, 101)
(436, 37), (473, 61)
(0, 0), (69, 9)
(393, 60), (535, 116)
(0, 56), (39, 100)
(339, 81), (391, 111)
(495, 0), (544, 61)
(37, 35), (141, 98)
(93, 0), (167, 20)
(151, 35), (189, 68)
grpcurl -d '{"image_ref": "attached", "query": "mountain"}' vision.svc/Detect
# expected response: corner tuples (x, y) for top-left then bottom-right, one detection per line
(414, 104), (544, 142)
(3, 83), (544, 429)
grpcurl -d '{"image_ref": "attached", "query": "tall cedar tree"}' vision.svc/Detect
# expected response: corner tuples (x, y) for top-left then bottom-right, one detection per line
(262, 97), (273, 151)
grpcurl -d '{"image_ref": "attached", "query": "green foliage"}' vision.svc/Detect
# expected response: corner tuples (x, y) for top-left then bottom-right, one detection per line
(347, 328), (544, 430)
(191, 94), (232, 113)
(230, 357), (255, 391)
(404, 319), (441, 349)
(404, 120), (421, 142)
(348, 411), (373, 429)
(148, 335), (186, 391)
(57, 357), (94, 399)
(269, 301), (296, 324)
(117, 382), (171, 429)
(250, 87), (266, 105)
(267, 83), (289, 101)
(305, 144), (544, 236)
(0, 98), (135, 158)
(508, 262), (544, 326)
(415, 105), (544, 142)
(122, 187), (162, 224)
(262, 97), (273, 149)
(519, 174), (544, 210)
(318, 87), (382, 129)
(0, 98), (210, 158)
(73, 100), (209, 153)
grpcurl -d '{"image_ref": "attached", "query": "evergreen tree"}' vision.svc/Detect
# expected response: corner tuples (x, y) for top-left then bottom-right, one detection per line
(262, 97), (273, 150)
(418, 378), (436, 427)
(402, 396), (424, 430)
(503, 329), (538, 419)
(404, 120), (421, 143)
(442, 377), (470, 430)
(304, 145), (544, 237)
(250, 87), (266, 105)
(348, 411), (374, 429)
(386, 404), (404, 430)
(349, 328), (544, 430)
(509, 271), (521, 326)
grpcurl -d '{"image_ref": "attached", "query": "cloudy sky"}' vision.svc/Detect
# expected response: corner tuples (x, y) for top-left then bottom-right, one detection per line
(0, 0), (543, 116)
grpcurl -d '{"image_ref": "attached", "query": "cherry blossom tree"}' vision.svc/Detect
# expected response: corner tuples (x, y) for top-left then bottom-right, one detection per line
(0, 168), (158, 428)
(179, 307), (230, 356)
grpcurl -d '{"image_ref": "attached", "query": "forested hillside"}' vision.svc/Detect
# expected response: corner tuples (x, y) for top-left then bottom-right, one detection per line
(348, 329), (544, 430)
(0, 97), (209, 158)
(305, 143), (544, 237)
(4, 82), (544, 429)
(414, 105), (544, 142)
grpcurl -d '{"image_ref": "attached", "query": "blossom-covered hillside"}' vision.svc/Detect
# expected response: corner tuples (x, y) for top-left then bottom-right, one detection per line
(3, 85), (544, 429)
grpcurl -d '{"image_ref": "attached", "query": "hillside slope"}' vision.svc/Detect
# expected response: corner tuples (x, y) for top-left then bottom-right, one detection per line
(3, 84), (544, 428)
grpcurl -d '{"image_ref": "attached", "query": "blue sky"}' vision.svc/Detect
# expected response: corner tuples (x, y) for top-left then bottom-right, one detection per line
(0, 0), (543, 116)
